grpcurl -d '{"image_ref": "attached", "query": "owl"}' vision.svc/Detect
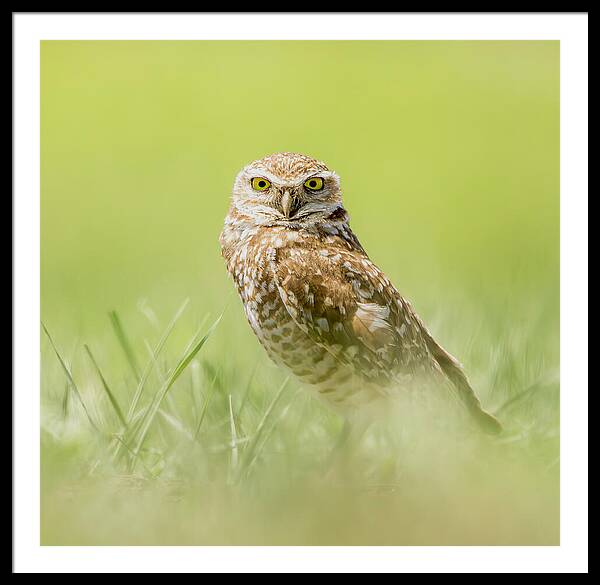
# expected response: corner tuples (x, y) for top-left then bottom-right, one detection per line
(220, 152), (501, 434)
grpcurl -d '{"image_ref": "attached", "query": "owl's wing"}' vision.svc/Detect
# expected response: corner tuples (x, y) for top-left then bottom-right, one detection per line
(270, 246), (433, 384)
(270, 244), (502, 433)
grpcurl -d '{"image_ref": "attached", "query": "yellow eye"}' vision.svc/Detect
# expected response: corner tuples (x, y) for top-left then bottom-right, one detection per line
(251, 177), (271, 191)
(304, 177), (324, 191)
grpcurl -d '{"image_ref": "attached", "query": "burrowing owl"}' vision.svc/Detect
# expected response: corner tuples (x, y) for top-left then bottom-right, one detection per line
(220, 152), (501, 433)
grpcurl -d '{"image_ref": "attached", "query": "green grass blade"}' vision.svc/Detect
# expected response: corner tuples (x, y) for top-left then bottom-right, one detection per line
(61, 382), (70, 419)
(237, 377), (290, 481)
(169, 318), (221, 383)
(496, 381), (545, 415)
(111, 434), (158, 478)
(228, 394), (239, 480)
(108, 310), (141, 381)
(125, 298), (190, 423)
(237, 359), (259, 416)
(189, 360), (201, 419)
(158, 409), (194, 441)
(112, 406), (148, 463)
(41, 322), (100, 433)
(131, 313), (223, 464)
(84, 344), (126, 427)
(247, 396), (296, 472)
(192, 367), (220, 440)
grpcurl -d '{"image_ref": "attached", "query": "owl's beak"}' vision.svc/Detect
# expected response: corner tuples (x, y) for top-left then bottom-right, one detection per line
(280, 190), (300, 219)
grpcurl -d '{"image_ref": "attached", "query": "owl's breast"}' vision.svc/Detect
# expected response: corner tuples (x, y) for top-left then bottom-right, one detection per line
(222, 227), (383, 411)
(224, 228), (293, 338)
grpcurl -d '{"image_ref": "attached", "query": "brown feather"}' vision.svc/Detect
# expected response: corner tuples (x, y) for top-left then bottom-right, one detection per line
(220, 152), (501, 426)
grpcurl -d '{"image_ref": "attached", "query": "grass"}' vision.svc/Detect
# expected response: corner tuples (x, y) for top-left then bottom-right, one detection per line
(40, 285), (559, 545)
(40, 40), (559, 545)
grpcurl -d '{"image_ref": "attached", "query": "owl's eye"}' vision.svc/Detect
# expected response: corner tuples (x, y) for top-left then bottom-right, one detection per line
(251, 177), (271, 191)
(304, 177), (324, 191)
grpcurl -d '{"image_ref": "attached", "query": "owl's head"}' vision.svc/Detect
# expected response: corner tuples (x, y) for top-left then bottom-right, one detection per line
(229, 152), (346, 227)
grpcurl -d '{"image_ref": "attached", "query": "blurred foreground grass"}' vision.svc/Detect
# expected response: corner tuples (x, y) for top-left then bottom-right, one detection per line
(41, 288), (559, 545)
(41, 41), (559, 545)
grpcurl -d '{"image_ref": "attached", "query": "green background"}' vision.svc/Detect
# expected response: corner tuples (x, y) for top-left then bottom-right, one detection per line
(41, 41), (559, 545)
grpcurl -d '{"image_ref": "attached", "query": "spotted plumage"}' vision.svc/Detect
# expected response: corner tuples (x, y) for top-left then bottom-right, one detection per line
(220, 152), (501, 433)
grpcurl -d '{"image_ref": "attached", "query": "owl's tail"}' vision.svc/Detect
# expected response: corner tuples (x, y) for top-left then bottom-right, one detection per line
(425, 336), (503, 435)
